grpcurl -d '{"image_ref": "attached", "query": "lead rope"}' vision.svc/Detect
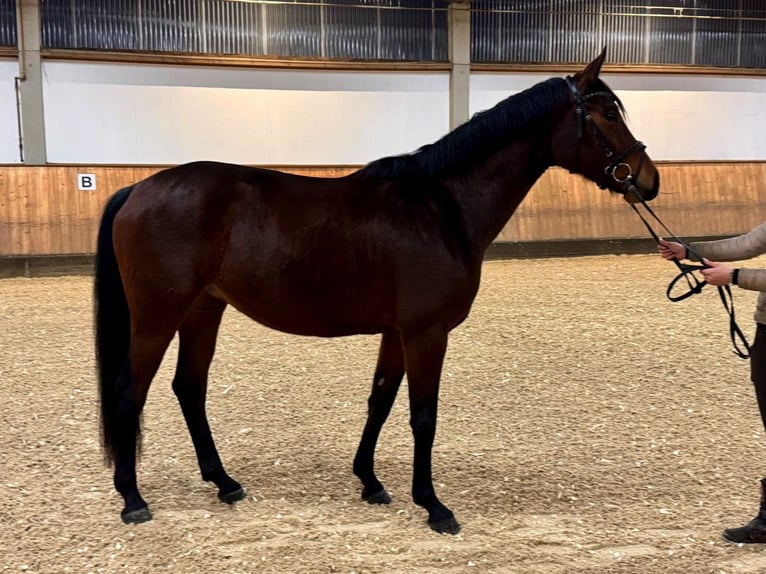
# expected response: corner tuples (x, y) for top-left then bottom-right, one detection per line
(628, 193), (751, 359)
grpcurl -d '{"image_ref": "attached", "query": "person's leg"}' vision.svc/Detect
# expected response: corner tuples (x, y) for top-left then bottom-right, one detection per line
(750, 324), (766, 435)
(723, 323), (766, 544)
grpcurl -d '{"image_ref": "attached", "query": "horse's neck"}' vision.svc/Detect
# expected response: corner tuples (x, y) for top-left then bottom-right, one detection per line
(449, 140), (552, 253)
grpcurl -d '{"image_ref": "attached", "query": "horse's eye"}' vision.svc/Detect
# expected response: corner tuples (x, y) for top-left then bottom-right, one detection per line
(605, 110), (619, 122)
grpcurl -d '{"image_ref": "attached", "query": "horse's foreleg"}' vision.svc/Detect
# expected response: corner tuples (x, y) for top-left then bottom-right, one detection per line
(172, 294), (244, 504)
(353, 331), (405, 504)
(114, 329), (176, 524)
(402, 327), (460, 535)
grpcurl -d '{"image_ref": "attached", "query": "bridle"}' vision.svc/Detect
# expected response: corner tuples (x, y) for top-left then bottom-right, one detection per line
(566, 76), (647, 196)
(566, 76), (751, 360)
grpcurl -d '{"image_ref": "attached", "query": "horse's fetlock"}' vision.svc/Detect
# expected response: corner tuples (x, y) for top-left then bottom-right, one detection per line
(412, 490), (436, 508)
(352, 456), (368, 476)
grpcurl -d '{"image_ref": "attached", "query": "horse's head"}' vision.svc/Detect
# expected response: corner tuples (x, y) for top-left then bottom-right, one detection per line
(551, 48), (659, 204)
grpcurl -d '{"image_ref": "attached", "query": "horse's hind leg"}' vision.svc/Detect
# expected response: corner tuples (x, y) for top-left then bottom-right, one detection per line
(114, 327), (177, 524)
(353, 331), (405, 504)
(172, 293), (245, 504)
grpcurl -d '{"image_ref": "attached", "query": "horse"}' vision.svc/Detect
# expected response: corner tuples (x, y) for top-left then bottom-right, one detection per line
(94, 48), (659, 534)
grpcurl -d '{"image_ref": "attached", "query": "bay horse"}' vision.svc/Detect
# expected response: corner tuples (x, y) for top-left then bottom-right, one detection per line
(95, 49), (659, 534)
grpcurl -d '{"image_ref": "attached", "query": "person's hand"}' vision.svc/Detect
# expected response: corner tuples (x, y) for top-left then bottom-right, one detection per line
(658, 238), (686, 261)
(701, 259), (733, 286)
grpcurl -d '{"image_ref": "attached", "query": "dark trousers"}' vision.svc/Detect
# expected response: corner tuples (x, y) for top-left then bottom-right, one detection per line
(751, 324), (766, 433)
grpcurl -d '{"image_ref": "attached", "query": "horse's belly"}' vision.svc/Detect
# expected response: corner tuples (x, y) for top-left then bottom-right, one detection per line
(209, 285), (392, 338)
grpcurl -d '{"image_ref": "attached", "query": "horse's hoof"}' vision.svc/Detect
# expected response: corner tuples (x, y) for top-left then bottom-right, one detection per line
(121, 507), (152, 524)
(429, 516), (461, 535)
(363, 489), (391, 505)
(218, 487), (246, 504)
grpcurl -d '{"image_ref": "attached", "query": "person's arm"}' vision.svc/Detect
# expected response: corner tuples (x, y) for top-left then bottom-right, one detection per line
(658, 238), (686, 261)
(659, 223), (766, 289)
(734, 268), (766, 292)
(688, 221), (766, 263)
(696, 259), (766, 290)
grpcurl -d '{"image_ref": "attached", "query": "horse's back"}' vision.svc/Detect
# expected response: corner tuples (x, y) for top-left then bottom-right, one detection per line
(112, 160), (478, 337)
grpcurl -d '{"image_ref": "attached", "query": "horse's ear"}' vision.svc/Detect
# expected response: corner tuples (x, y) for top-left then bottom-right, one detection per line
(573, 47), (607, 92)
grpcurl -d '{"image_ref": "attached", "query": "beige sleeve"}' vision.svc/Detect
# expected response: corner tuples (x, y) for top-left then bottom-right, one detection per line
(736, 269), (766, 293)
(689, 221), (766, 262)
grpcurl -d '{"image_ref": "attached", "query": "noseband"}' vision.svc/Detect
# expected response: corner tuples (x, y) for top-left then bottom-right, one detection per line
(565, 76), (646, 196)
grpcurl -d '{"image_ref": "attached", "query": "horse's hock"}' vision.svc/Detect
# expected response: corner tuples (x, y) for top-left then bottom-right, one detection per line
(3, 254), (764, 573)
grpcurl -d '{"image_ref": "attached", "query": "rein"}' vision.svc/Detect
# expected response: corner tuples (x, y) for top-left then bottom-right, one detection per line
(565, 75), (750, 359)
(629, 199), (751, 360)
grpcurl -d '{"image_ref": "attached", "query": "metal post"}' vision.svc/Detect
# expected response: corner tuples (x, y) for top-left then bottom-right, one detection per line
(15, 0), (47, 164)
(448, 0), (470, 130)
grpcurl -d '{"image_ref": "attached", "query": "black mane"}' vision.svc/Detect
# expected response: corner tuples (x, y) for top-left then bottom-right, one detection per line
(355, 76), (571, 179)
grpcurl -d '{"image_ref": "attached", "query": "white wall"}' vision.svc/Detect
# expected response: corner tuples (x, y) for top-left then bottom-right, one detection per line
(0, 60), (760, 165)
(0, 60), (20, 163)
(471, 72), (766, 161)
(41, 62), (450, 165)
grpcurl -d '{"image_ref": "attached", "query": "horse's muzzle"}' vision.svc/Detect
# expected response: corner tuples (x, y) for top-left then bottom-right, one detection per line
(624, 171), (660, 204)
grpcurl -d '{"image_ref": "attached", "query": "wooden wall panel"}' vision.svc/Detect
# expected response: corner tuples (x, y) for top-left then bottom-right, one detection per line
(0, 165), (357, 256)
(497, 162), (766, 242)
(1, 162), (765, 256)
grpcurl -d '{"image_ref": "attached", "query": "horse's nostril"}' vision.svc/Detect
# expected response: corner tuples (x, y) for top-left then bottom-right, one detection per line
(639, 171), (660, 202)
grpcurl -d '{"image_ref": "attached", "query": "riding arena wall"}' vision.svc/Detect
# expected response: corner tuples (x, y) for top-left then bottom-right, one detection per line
(1, 54), (766, 273)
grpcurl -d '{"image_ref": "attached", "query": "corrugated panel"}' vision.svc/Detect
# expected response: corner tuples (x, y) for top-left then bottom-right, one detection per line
(74, 0), (140, 51)
(42, 0), (203, 52)
(325, 0), (379, 59)
(602, 0), (648, 64)
(472, 0), (645, 64)
(472, 0), (552, 63)
(0, 0), (16, 47)
(741, 11), (766, 68)
(263, 0), (322, 58)
(472, 1), (766, 68)
(34, 1), (766, 68)
(472, 0), (606, 64)
(647, 0), (694, 65)
(550, 0), (601, 63)
(141, 0), (203, 53)
(40, 0), (75, 49)
(431, 4), (448, 61)
(695, 1), (740, 67)
(323, 0), (446, 61)
(742, 1), (766, 66)
(204, 0), (263, 56)
(379, 0), (441, 61)
(39, 0), (446, 62)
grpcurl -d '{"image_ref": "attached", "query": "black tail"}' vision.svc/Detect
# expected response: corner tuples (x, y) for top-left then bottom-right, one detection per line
(95, 186), (134, 466)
